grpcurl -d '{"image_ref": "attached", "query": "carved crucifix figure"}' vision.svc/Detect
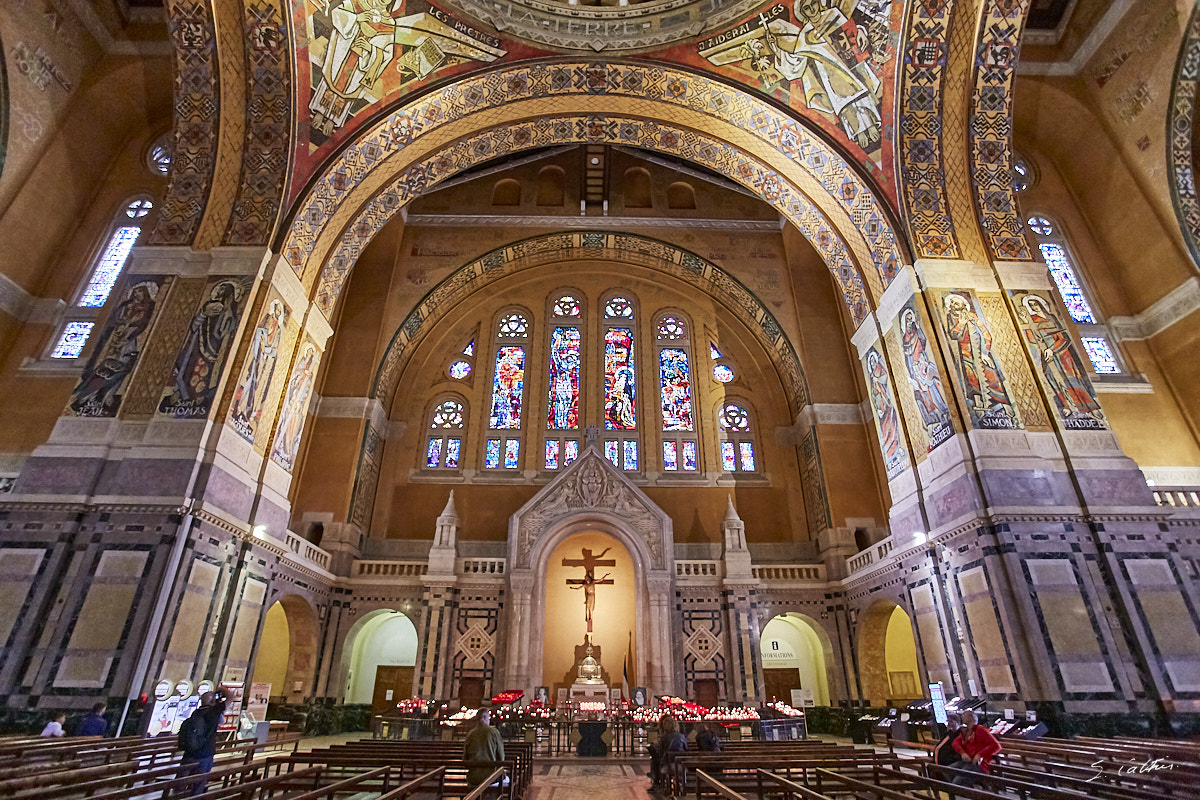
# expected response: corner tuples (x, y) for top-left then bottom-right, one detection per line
(563, 547), (616, 632)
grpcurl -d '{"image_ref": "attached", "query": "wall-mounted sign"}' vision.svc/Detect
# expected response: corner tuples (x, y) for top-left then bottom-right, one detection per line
(174, 679), (194, 698)
(929, 682), (947, 725)
(154, 679), (173, 701)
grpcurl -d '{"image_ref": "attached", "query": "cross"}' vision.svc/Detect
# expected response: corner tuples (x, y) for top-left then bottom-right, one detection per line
(563, 547), (616, 633)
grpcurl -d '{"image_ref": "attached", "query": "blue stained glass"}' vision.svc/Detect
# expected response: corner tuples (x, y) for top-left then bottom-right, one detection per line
(51, 321), (95, 359)
(449, 360), (471, 379)
(683, 441), (698, 471)
(663, 441), (678, 470)
(1082, 337), (1120, 374)
(605, 440), (619, 465)
(426, 439), (442, 468)
(1039, 243), (1096, 324)
(545, 440), (560, 470)
(547, 326), (580, 429)
(721, 442), (736, 471)
(485, 439), (501, 469)
(623, 440), (638, 470)
(710, 343), (723, 359)
(489, 346), (525, 428)
(739, 442), (756, 471)
(565, 440), (579, 465)
(660, 348), (693, 431)
(605, 297), (633, 318)
(604, 328), (636, 430)
(553, 296), (580, 317)
(713, 365), (734, 383)
(446, 439), (461, 468)
(504, 439), (520, 469)
(79, 226), (140, 307)
(463, 340), (475, 356)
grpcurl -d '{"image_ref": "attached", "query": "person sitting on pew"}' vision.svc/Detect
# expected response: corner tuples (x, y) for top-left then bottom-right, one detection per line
(931, 712), (962, 779)
(648, 714), (688, 792)
(695, 723), (721, 753)
(40, 713), (67, 737)
(949, 709), (1001, 791)
(464, 709), (505, 790)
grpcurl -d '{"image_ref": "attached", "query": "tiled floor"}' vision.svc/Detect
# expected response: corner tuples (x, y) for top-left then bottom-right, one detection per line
(528, 761), (651, 800)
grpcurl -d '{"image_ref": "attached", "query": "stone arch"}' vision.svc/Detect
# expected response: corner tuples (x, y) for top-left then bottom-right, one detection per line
(667, 181), (696, 210)
(491, 178), (521, 206)
(276, 60), (907, 326)
(758, 611), (838, 706)
(338, 608), (421, 704)
(1169, 2), (1200, 268)
(253, 593), (319, 702)
(857, 598), (922, 705)
(536, 165), (565, 207)
(623, 167), (652, 208)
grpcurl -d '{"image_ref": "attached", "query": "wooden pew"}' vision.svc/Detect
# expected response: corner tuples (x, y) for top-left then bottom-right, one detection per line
(667, 749), (923, 797)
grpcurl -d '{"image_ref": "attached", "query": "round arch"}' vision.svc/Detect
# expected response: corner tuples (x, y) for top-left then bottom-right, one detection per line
(253, 594), (319, 701)
(759, 612), (836, 707)
(277, 60), (908, 325)
(339, 608), (420, 705)
(857, 599), (921, 706)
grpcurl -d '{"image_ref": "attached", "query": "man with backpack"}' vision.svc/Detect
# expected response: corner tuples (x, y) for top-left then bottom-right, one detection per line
(178, 691), (227, 795)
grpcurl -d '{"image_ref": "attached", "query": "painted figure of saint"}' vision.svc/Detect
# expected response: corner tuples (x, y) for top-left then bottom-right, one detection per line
(865, 348), (906, 475)
(271, 344), (318, 470)
(942, 292), (1013, 424)
(548, 327), (580, 430)
(489, 346), (525, 429)
(69, 280), (160, 416)
(161, 278), (245, 416)
(231, 299), (287, 435)
(1018, 294), (1103, 421)
(899, 306), (950, 428)
(659, 348), (693, 431)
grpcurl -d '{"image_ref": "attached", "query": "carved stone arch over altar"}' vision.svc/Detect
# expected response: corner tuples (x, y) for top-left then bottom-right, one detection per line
(504, 444), (677, 695)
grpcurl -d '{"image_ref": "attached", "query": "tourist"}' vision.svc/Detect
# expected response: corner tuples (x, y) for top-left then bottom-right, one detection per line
(464, 709), (505, 788)
(649, 714), (688, 792)
(931, 712), (962, 780)
(695, 723), (721, 752)
(949, 709), (1001, 791)
(76, 703), (109, 737)
(178, 691), (227, 796)
(40, 714), (66, 738)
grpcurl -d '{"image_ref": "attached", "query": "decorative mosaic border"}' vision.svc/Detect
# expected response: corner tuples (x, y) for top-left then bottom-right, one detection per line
(222, 0), (292, 246)
(969, 0), (1033, 262)
(1168, 2), (1200, 269)
(898, 0), (961, 259)
(151, 0), (221, 246)
(317, 113), (871, 327)
(0, 29), (8, 184)
(370, 231), (810, 416)
(279, 60), (905, 308)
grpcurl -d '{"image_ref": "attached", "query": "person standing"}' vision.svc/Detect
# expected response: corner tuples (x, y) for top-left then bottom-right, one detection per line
(76, 703), (109, 737)
(40, 714), (67, 737)
(464, 709), (505, 788)
(949, 709), (1001, 790)
(179, 691), (227, 796)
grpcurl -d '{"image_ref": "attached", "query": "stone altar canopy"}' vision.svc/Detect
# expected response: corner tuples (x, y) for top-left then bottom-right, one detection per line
(504, 443), (677, 696)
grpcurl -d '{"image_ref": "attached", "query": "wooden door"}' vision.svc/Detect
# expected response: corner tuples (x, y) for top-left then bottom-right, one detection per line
(372, 665), (414, 716)
(763, 668), (801, 703)
(693, 678), (720, 708)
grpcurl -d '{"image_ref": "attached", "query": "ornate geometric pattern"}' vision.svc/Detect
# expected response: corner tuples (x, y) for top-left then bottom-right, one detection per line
(970, 0), (1033, 261)
(151, 0), (221, 246)
(222, 0), (292, 246)
(121, 278), (206, 418)
(452, 606), (498, 684)
(369, 232), (811, 417)
(898, 0), (961, 258)
(279, 61), (903, 311)
(350, 422), (383, 528)
(799, 426), (831, 535)
(681, 608), (726, 699)
(977, 293), (1049, 430)
(1168, 2), (1200, 268)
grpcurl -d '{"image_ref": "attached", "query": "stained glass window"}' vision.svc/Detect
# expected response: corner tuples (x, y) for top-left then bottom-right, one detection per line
(682, 441), (698, 471)
(545, 440), (560, 470)
(721, 442), (736, 471)
(720, 404), (750, 431)
(1012, 154), (1031, 193)
(425, 399), (465, 469)
(663, 441), (678, 470)
(78, 226), (141, 307)
(659, 348), (693, 431)
(489, 346), (525, 428)
(553, 295), (581, 317)
(657, 316), (686, 340)
(463, 340), (475, 356)
(445, 438), (461, 468)
(1082, 337), (1120, 374)
(148, 137), (172, 176)
(1028, 215), (1053, 236)
(605, 296), (634, 318)
(51, 321), (94, 359)
(547, 326), (581, 429)
(449, 360), (471, 379)
(739, 442), (756, 471)
(431, 399), (465, 428)
(426, 439), (443, 468)
(718, 403), (756, 472)
(485, 439), (501, 468)
(1038, 243), (1096, 324)
(565, 440), (579, 465)
(504, 440), (520, 469)
(710, 343), (723, 359)
(605, 440), (619, 465)
(498, 312), (529, 337)
(604, 328), (636, 430)
(623, 440), (638, 470)
(713, 365), (734, 383)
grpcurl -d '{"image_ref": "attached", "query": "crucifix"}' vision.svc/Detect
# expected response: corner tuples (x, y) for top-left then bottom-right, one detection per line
(563, 547), (616, 633)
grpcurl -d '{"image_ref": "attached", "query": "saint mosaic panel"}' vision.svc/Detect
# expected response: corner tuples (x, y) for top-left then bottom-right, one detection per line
(862, 345), (911, 479)
(227, 290), (295, 451)
(931, 288), (1019, 430)
(893, 298), (954, 451)
(270, 336), (322, 471)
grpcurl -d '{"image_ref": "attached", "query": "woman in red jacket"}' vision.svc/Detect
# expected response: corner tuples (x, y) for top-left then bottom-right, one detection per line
(949, 709), (1001, 790)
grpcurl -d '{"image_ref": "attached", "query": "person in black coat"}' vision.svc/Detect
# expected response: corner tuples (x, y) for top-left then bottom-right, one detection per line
(179, 691), (227, 796)
(931, 712), (962, 781)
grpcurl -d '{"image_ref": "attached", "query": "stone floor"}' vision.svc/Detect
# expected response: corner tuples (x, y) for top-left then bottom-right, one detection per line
(528, 762), (651, 800)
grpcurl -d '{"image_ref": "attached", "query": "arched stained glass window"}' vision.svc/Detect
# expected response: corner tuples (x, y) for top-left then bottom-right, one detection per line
(605, 296), (634, 318)
(602, 294), (639, 471)
(425, 398), (466, 469)
(1026, 214), (1122, 375)
(545, 292), (583, 469)
(552, 295), (581, 317)
(718, 402), (758, 473)
(484, 310), (528, 469)
(657, 312), (698, 472)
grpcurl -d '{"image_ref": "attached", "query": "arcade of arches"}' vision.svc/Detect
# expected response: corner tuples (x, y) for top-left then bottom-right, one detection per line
(1, 0), (1200, 736)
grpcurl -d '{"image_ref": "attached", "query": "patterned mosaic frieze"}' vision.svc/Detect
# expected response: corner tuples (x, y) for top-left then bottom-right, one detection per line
(969, 0), (1033, 261)
(151, 0), (221, 246)
(898, 0), (961, 258)
(369, 231), (810, 416)
(222, 0), (292, 246)
(280, 61), (904, 309)
(1168, 2), (1200, 269)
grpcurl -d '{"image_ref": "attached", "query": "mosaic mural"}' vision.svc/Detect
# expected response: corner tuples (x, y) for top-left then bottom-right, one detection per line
(895, 298), (953, 451)
(1010, 290), (1106, 432)
(159, 276), (252, 419)
(270, 336), (321, 470)
(932, 288), (1019, 430)
(862, 345), (910, 479)
(67, 277), (171, 418)
(1168, 2), (1200, 268)
(228, 292), (293, 447)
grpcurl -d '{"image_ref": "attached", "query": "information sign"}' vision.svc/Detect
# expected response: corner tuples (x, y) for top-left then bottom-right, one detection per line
(929, 682), (948, 725)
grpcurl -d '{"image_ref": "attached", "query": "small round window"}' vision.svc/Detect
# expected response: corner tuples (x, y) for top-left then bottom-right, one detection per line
(713, 365), (734, 383)
(449, 360), (471, 379)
